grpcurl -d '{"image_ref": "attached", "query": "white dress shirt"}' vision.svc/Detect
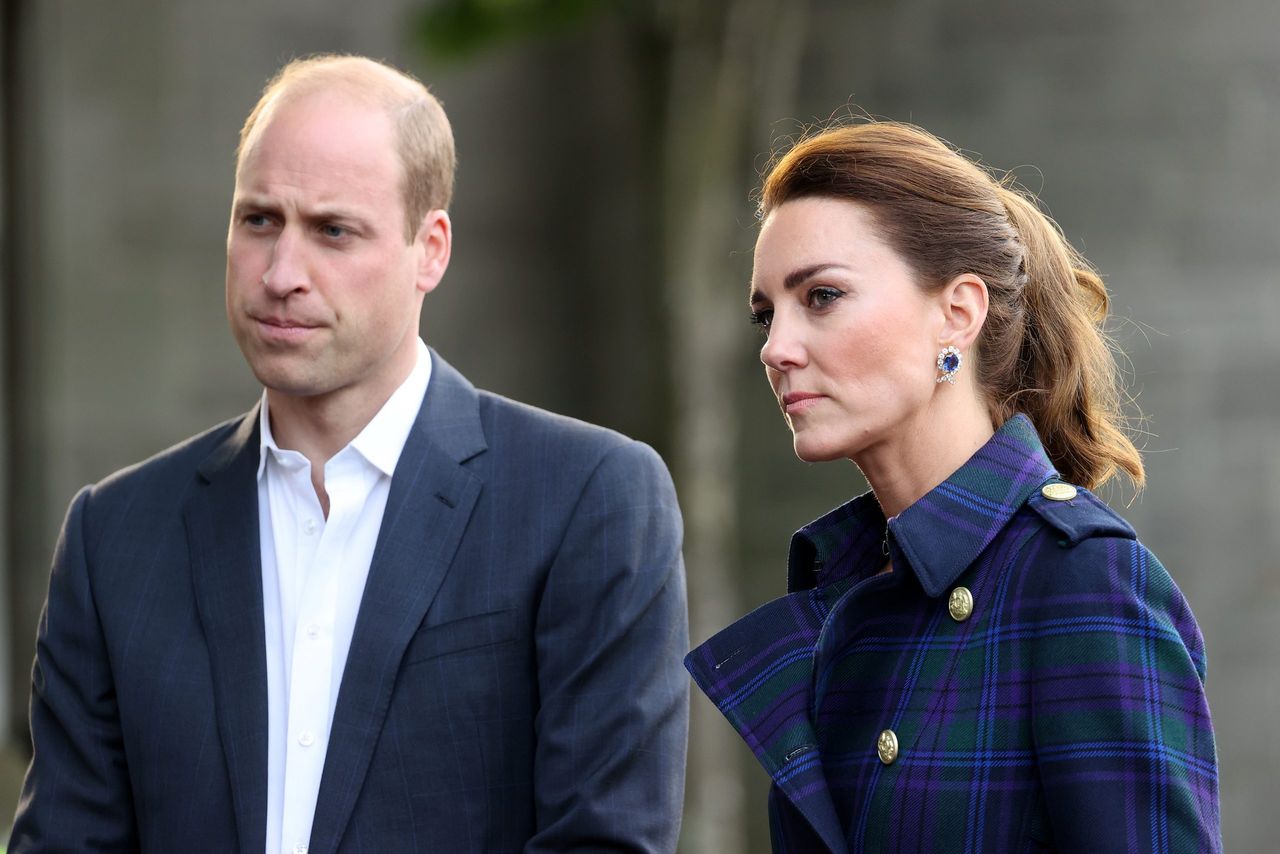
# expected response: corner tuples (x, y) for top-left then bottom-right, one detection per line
(257, 340), (431, 854)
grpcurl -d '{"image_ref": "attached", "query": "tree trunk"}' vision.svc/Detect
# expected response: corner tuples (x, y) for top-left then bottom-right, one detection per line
(659, 2), (809, 850)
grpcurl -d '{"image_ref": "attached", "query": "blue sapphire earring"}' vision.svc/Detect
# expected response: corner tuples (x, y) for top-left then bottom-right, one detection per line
(936, 345), (962, 384)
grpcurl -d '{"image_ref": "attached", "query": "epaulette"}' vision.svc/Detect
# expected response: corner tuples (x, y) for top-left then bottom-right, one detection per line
(1025, 480), (1137, 546)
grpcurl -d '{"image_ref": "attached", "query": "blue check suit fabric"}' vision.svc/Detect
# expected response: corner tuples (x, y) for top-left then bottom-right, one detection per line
(686, 415), (1220, 852)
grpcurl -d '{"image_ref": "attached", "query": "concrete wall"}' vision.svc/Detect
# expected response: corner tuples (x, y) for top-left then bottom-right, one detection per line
(4, 0), (1274, 848)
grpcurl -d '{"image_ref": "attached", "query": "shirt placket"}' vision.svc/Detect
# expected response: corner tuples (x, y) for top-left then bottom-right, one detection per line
(279, 458), (360, 854)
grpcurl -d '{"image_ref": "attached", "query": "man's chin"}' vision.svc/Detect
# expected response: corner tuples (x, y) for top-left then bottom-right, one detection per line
(249, 364), (331, 400)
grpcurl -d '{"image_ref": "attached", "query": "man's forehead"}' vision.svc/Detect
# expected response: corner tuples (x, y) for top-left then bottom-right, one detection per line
(240, 89), (396, 166)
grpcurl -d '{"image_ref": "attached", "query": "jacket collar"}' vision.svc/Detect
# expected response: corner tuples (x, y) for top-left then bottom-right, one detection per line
(787, 414), (1057, 598)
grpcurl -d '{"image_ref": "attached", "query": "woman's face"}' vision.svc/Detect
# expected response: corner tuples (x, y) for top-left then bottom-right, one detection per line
(750, 197), (945, 463)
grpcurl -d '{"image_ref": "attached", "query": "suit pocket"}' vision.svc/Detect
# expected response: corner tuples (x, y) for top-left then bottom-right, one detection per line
(402, 607), (519, 665)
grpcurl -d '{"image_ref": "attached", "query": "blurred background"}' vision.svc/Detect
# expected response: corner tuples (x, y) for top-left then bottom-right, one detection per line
(2, 0), (1276, 850)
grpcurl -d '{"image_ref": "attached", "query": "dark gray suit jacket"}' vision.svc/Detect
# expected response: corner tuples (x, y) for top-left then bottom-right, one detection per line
(10, 350), (689, 853)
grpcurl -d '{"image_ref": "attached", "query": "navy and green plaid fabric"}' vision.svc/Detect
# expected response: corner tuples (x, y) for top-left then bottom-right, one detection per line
(686, 415), (1220, 852)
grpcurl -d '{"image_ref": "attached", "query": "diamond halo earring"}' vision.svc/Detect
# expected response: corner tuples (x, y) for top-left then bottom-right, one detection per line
(936, 345), (962, 384)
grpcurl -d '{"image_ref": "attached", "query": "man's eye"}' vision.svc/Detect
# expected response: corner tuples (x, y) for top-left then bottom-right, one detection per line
(321, 224), (348, 239)
(244, 214), (270, 227)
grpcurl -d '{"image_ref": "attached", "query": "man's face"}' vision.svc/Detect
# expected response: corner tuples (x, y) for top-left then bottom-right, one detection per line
(226, 90), (441, 410)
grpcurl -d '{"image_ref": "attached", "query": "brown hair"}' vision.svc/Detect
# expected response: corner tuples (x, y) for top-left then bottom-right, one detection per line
(236, 54), (455, 242)
(760, 122), (1142, 490)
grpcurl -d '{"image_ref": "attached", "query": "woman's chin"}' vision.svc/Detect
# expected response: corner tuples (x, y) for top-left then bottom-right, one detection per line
(791, 435), (849, 464)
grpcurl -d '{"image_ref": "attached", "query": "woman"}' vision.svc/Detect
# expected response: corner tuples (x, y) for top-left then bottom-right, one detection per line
(685, 123), (1220, 852)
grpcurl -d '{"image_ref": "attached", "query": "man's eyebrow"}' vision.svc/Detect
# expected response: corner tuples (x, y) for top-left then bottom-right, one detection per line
(749, 263), (850, 306)
(305, 205), (370, 224)
(230, 198), (372, 226)
(230, 197), (278, 217)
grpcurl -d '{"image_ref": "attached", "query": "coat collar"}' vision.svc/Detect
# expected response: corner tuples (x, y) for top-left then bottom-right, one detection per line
(787, 414), (1058, 598)
(186, 348), (488, 854)
(685, 585), (853, 854)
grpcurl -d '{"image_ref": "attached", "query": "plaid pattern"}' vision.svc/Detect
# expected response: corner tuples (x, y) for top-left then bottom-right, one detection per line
(687, 415), (1220, 852)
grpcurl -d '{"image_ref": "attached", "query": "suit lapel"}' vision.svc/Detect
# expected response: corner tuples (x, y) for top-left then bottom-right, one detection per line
(184, 407), (269, 854)
(308, 350), (487, 854)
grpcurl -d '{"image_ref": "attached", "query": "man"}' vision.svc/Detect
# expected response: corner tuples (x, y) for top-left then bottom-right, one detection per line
(10, 55), (688, 853)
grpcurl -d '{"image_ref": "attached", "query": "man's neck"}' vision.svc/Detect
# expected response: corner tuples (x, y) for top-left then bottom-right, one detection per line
(267, 389), (374, 467)
(264, 345), (421, 515)
(267, 390), (386, 518)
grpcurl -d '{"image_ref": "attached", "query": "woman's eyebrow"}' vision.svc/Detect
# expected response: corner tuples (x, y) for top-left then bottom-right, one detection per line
(750, 263), (851, 306)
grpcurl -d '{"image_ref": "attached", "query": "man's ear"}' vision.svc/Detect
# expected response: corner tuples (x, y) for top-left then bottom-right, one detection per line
(414, 210), (451, 295)
(937, 273), (989, 350)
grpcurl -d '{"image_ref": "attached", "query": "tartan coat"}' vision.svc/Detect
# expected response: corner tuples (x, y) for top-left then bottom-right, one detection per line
(686, 415), (1220, 852)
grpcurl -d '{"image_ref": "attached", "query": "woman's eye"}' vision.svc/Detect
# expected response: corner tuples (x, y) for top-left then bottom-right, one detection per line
(807, 287), (842, 309)
(748, 308), (773, 333)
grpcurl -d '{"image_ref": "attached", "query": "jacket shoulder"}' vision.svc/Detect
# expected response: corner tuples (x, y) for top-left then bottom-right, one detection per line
(89, 413), (249, 502)
(476, 390), (648, 461)
(472, 392), (675, 508)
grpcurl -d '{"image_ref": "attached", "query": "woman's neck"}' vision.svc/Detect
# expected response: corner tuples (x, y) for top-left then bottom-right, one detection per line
(854, 392), (996, 519)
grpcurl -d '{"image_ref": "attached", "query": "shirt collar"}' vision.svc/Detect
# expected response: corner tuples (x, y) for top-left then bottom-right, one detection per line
(787, 414), (1058, 597)
(257, 338), (432, 480)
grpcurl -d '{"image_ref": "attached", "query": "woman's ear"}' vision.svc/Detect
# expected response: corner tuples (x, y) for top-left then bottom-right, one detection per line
(937, 273), (989, 350)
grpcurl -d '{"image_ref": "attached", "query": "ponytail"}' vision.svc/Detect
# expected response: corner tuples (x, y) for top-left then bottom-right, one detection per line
(995, 189), (1143, 490)
(760, 121), (1143, 490)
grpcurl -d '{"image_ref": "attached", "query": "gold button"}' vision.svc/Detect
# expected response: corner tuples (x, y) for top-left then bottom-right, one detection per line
(876, 729), (898, 765)
(1041, 482), (1078, 501)
(948, 586), (974, 622)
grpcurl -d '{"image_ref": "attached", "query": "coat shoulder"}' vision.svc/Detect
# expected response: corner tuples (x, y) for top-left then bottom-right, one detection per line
(1023, 483), (1136, 546)
(1015, 484), (1206, 678)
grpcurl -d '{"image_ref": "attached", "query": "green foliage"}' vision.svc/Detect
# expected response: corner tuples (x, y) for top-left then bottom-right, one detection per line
(414, 0), (614, 62)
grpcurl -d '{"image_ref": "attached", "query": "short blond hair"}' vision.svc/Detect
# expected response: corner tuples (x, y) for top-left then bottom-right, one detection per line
(237, 54), (455, 241)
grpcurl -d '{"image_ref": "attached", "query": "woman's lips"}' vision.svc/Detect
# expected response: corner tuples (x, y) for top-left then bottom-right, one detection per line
(781, 392), (824, 415)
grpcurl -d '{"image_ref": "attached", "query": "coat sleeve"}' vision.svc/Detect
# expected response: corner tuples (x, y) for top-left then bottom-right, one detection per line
(525, 440), (689, 853)
(1029, 534), (1221, 853)
(9, 486), (141, 853)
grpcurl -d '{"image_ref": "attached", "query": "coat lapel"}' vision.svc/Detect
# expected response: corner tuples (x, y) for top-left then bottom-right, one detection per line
(686, 588), (851, 854)
(184, 407), (269, 854)
(308, 350), (487, 854)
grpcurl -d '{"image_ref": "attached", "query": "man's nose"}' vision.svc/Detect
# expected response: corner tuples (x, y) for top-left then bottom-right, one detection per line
(260, 228), (310, 297)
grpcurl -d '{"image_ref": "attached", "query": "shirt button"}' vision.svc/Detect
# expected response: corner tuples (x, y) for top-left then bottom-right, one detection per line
(303, 518), (318, 535)
(877, 729), (899, 765)
(306, 624), (320, 639)
(298, 730), (315, 747)
(293, 846), (308, 854)
(1041, 482), (1078, 501)
(948, 586), (974, 622)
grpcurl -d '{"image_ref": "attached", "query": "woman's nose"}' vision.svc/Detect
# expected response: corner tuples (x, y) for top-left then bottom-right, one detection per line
(759, 315), (807, 371)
